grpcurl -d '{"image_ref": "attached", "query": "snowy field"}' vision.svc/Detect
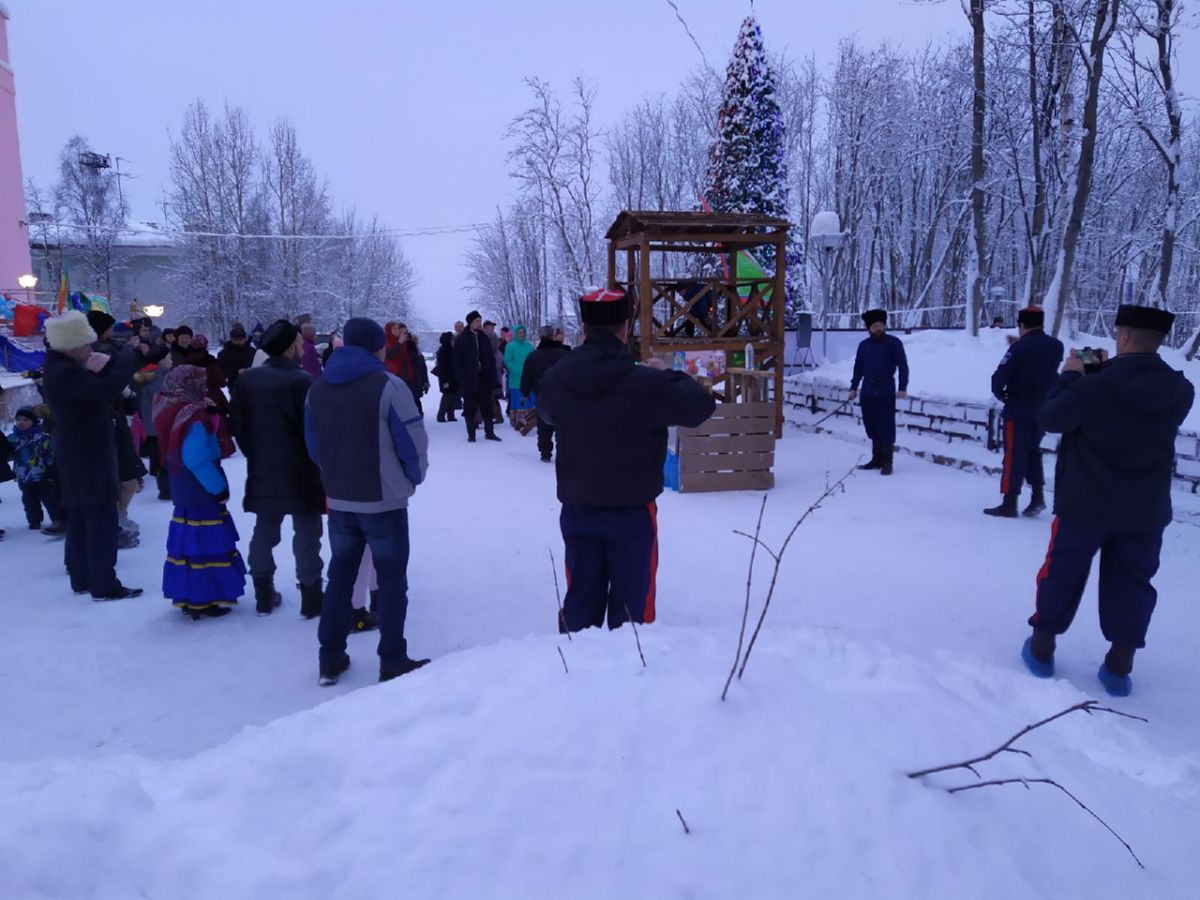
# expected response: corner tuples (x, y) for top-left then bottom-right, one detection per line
(1, 419), (1198, 898)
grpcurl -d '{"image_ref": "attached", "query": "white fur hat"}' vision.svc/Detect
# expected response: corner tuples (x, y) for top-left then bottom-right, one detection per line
(45, 310), (98, 352)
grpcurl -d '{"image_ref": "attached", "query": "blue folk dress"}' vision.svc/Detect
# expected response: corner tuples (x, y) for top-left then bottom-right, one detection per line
(162, 421), (246, 613)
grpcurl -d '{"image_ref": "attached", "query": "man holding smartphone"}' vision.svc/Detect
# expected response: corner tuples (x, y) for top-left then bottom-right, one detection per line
(985, 307), (1064, 517)
(1021, 304), (1194, 696)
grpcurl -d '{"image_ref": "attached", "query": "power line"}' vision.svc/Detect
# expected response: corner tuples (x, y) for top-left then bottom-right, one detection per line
(22, 219), (514, 241)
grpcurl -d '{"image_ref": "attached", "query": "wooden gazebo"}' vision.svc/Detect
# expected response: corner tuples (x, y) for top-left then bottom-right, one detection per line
(605, 210), (791, 491)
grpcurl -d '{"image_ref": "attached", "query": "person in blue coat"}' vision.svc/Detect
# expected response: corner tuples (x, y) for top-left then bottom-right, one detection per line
(848, 309), (909, 475)
(1021, 304), (1194, 696)
(985, 306), (1064, 518)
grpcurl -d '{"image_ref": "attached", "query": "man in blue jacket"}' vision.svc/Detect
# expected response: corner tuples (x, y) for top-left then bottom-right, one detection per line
(1021, 305), (1194, 696)
(537, 288), (715, 632)
(985, 307), (1064, 517)
(305, 318), (430, 686)
(849, 309), (909, 476)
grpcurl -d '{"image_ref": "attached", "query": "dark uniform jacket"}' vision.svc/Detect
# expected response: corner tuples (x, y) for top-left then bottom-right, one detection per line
(520, 338), (571, 395)
(1040, 353), (1194, 533)
(991, 329), (1064, 421)
(42, 347), (140, 506)
(230, 356), (325, 516)
(851, 335), (909, 396)
(537, 333), (716, 507)
(453, 328), (498, 393)
(217, 342), (257, 390)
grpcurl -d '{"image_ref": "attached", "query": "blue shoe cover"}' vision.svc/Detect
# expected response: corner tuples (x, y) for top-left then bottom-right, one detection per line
(1021, 637), (1054, 678)
(1097, 664), (1132, 697)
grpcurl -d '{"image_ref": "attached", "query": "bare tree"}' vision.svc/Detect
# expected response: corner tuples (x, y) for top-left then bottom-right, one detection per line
(52, 135), (130, 303)
(966, 0), (989, 335)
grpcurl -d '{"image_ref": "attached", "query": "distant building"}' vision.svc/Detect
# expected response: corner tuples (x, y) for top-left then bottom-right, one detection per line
(0, 2), (35, 293)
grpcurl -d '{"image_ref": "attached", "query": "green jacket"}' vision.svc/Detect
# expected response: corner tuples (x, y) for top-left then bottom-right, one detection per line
(503, 330), (535, 391)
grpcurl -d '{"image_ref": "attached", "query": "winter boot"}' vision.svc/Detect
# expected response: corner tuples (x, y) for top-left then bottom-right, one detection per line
(253, 575), (283, 617)
(1022, 487), (1047, 518)
(984, 493), (1020, 518)
(880, 448), (894, 476)
(318, 653), (351, 687)
(379, 639), (431, 682)
(351, 607), (378, 633)
(41, 521), (67, 537)
(1098, 643), (1135, 697)
(858, 440), (883, 470)
(299, 581), (324, 620)
(1021, 629), (1056, 678)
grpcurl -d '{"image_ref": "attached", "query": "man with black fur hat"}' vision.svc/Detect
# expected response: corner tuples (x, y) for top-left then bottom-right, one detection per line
(171, 325), (194, 365)
(452, 311), (501, 442)
(217, 325), (257, 389)
(848, 309), (909, 475)
(1020, 304), (1193, 697)
(537, 287), (715, 633)
(985, 306), (1064, 517)
(230, 319), (326, 618)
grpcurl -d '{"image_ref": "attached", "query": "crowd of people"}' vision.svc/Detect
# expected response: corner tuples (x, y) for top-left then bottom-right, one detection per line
(0, 290), (1193, 696)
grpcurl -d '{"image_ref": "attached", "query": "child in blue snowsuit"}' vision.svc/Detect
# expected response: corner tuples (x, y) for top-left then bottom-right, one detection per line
(7, 407), (65, 533)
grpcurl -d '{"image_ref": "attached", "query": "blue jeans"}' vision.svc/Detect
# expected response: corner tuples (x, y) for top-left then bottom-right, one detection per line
(319, 508), (412, 670)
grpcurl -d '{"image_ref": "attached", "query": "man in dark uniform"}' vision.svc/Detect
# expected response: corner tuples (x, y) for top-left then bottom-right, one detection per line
(849, 309), (909, 476)
(537, 288), (715, 632)
(520, 324), (571, 462)
(1021, 305), (1193, 696)
(452, 311), (501, 443)
(985, 307), (1064, 517)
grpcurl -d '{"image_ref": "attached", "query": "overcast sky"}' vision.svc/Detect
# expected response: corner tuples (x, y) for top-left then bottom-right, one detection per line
(8, 0), (1197, 326)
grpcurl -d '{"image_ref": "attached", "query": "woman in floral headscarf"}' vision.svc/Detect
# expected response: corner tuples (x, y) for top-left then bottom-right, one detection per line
(153, 365), (246, 619)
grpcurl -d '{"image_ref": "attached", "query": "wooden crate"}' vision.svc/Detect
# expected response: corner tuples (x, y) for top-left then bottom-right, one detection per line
(676, 399), (776, 493)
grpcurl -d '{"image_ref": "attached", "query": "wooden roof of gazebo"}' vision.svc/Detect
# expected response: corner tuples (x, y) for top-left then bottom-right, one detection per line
(606, 210), (790, 244)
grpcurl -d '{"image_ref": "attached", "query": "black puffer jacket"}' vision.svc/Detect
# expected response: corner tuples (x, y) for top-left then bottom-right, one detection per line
(1040, 353), (1194, 533)
(230, 356), (325, 515)
(453, 328), (498, 392)
(42, 347), (140, 506)
(521, 338), (570, 395)
(537, 332), (715, 507)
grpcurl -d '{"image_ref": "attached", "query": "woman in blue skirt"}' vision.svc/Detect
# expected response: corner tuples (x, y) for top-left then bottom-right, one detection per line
(153, 366), (246, 619)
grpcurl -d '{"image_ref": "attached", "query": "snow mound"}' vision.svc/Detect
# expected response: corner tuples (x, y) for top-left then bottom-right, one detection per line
(2, 626), (1195, 899)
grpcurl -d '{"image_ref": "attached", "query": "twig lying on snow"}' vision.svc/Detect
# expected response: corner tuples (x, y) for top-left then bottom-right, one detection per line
(906, 701), (1148, 780)
(722, 495), (768, 701)
(549, 548), (571, 640)
(724, 462), (859, 691)
(557, 646), (569, 674)
(675, 808), (691, 835)
(624, 605), (647, 668)
(948, 778), (1144, 870)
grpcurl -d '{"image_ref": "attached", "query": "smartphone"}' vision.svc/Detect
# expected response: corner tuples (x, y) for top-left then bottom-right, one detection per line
(1076, 349), (1095, 366)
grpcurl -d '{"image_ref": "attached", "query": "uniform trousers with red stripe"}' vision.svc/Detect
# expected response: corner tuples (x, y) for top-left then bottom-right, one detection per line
(1000, 414), (1045, 495)
(559, 503), (658, 632)
(1030, 516), (1163, 648)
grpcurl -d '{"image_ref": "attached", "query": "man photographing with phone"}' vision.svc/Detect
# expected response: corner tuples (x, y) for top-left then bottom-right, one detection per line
(1020, 304), (1194, 696)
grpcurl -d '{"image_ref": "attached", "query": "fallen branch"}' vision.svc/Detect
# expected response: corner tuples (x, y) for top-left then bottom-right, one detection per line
(549, 548), (571, 641)
(675, 808), (691, 835)
(906, 701), (1148, 780)
(722, 495), (768, 702)
(557, 646), (569, 674)
(624, 604), (647, 668)
(736, 462), (859, 682)
(948, 778), (1144, 869)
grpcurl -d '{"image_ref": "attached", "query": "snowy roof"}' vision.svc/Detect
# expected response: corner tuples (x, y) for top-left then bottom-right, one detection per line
(28, 221), (176, 250)
(606, 210), (790, 242)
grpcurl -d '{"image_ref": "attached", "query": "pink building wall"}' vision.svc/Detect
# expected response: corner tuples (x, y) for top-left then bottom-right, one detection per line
(0, 2), (34, 294)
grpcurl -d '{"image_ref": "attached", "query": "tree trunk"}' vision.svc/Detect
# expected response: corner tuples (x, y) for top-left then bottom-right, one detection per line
(1022, 0), (1047, 308)
(967, 0), (987, 335)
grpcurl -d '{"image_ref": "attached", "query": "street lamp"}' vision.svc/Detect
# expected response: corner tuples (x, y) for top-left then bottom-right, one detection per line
(809, 211), (845, 360)
(143, 305), (165, 319)
(17, 274), (37, 307)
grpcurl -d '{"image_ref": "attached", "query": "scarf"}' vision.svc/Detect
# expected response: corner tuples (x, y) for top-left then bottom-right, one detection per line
(152, 365), (213, 473)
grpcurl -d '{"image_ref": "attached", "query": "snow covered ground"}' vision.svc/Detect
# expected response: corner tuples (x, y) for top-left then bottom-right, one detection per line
(1, 417), (1198, 898)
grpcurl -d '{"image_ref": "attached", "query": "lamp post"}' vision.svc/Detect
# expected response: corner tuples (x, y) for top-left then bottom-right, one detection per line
(17, 273), (37, 307)
(143, 304), (165, 319)
(809, 212), (845, 360)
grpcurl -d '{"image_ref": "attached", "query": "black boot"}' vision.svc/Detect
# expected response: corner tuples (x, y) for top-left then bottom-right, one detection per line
(984, 493), (1019, 517)
(253, 575), (282, 617)
(1022, 487), (1047, 518)
(299, 581), (324, 619)
(351, 607), (378, 633)
(880, 448), (893, 476)
(858, 440), (883, 471)
(1103, 643), (1136, 677)
(369, 589), (379, 616)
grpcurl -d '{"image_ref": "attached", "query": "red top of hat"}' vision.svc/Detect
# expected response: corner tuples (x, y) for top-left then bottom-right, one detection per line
(581, 288), (626, 303)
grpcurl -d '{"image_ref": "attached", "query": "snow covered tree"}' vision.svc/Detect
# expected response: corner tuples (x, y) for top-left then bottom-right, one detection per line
(52, 135), (130, 302)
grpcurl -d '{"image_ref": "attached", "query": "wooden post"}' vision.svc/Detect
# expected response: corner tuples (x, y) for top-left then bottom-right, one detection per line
(772, 234), (787, 438)
(639, 237), (653, 361)
(607, 241), (617, 290)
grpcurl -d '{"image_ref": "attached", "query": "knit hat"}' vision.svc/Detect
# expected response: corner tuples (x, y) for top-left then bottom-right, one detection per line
(580, 288), (630, 325)
(45, 311), (98, 352)
(14, 407), (38, 424)
(260, 319), (300, 357)
(1115, 304), (1175, 334)
(229, 325), (247, 340)
(175, 325), (194, 338)
(465, 310), (482, 325)
(539, 324), (555, 339)
(861, 309), (887, 327)
(343, 317), (386, 352)
(1017, 307), (1045, 328)
(86, 310), (116, 337)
